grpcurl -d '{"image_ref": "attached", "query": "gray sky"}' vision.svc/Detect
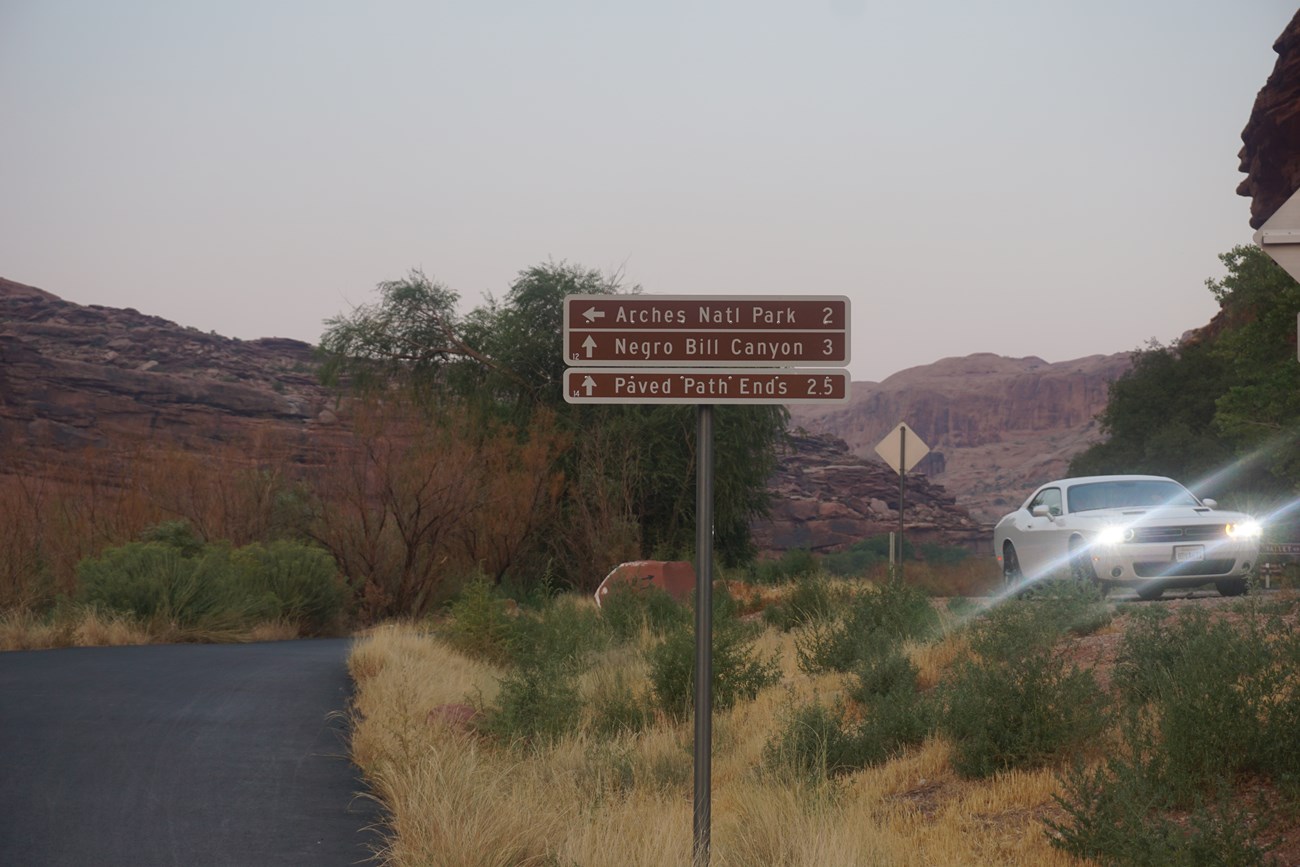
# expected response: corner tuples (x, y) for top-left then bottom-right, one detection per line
(1, 1), (1294, 382)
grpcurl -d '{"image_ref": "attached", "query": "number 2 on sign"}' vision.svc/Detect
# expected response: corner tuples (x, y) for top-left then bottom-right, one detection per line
(822, 307), (833, 325)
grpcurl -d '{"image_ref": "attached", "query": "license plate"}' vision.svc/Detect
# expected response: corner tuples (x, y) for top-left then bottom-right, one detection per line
(1174, 545), (1204, 562)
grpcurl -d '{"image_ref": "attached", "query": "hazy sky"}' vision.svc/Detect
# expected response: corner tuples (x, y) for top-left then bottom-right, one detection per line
(1, 1), (1294, 381)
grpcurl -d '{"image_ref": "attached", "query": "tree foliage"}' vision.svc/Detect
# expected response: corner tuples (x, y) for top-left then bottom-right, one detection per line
(1069, 245), (1300, 512)
(319, 261), (788, 588)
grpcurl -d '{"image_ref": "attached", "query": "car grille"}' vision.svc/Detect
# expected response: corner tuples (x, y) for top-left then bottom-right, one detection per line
(1132, 559), (1236, 578)
(1130, 525), (1225, 543)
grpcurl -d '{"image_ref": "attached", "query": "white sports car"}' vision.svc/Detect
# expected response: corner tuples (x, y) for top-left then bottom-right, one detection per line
(993, 474), (1262, 599)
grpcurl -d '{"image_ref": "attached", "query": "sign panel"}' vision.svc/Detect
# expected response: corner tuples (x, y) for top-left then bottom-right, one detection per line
(874, 422), (930, 474)
(1254, 187), (1300, 290)
(564, 294), (850, 367)
(562, 368), (850, 405)
(1260, 542), (1300, 558)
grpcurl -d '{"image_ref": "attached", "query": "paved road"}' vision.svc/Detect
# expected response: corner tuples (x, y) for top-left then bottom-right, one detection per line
(0, 639), (379, 866)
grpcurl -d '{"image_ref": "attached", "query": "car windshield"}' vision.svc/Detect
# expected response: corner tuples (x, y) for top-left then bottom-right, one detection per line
(1066, 480), (1199, 513)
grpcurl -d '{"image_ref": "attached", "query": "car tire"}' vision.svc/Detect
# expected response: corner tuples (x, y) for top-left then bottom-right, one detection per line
(1136, 584), (1164, 601)
(1215, 579), (1248, 597)
(1003, 542), (1023, 591)
(1068, 537), (1100, 591)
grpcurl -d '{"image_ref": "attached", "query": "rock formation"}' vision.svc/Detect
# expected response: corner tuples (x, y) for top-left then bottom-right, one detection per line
(1238, 9), (1300, 228)
(790, 352), (1130, 522)
(751, 433), (985, 556)
(0, 276), (343, 475)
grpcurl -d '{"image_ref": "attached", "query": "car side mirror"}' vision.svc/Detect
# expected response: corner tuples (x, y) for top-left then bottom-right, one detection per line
(1201, 498), (1217, 509)
(1031, 505), (1052, 518)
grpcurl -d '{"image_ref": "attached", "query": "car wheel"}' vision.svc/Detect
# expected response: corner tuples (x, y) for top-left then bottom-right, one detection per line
(1068, 537), (1100, 590)
(1002, 542), (1023, 591)
(1216, 579), (1248, 597)
(1136, 584), (1164, 601)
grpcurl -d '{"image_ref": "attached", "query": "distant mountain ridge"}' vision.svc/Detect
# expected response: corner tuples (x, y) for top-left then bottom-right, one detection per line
(1, 275), (1120, 546)
(791, 352), (1131, 522)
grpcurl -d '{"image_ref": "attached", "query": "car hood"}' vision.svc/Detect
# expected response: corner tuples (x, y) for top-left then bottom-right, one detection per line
(1067, 506), (1251, 525)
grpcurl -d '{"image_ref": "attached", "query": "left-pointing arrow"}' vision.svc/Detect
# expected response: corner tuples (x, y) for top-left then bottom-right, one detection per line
(582, 375), (596, 396)
(582, 335), (597, 358)
(583, 307), (605, 322)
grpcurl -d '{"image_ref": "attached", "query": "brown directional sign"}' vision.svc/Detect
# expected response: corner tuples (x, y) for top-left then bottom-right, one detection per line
(564, 294), (850, 367)
(562, 368), (850, 405)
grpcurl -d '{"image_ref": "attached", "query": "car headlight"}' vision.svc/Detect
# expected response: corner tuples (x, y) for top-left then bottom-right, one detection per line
(1095, 526), (1129, 547)
(1226, 520), (1263, 540)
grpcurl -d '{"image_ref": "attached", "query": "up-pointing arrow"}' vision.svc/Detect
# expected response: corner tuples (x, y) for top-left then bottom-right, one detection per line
(583, 306), (605, 323)
(582, 375), (596, 396)
(582, 335), (597, 358)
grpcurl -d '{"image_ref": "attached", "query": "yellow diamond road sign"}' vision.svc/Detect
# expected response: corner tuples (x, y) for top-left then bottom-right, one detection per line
(874, 423), (930, 475)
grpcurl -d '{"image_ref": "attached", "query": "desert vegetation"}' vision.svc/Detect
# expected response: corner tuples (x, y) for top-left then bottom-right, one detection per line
(348, 572), (1300, 866)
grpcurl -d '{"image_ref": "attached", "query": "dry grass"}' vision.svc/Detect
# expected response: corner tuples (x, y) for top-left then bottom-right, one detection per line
(348, 620), (1091, 867)
(0, 607), (307, 652)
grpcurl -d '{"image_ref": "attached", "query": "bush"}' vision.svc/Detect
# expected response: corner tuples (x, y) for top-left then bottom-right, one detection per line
(762, 573), (838, 633)
(588, 671), (652, 738)
(441, 577), (520, 664)
(1048, 721), (1281, 866)
(482, 660), (581, 745)
(796, 578), (938, 674)
(765, 652), (934, 782)
(647, 585), (779, 718)
(230, 541), (344, 633)
(76, 542), (245, 629)
(599, 583), (686, 643)
(939, 597), (1109, 778)
(820, 535), (904, 578)
(763, 701), (872, 780)
(1112, 606), (1300, 800)
(508, 595), (609, 670)
(749, 548), (819, 584)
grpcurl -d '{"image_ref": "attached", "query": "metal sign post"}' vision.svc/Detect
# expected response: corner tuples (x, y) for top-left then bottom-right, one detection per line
(693, 405), (713, 867)
(874, 423), (931, 582)
(560, 293), (852, 867)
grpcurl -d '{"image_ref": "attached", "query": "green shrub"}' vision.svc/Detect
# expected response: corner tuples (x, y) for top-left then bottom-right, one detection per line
(138, 520), (205, 557)
(1113, 606), (1300, 800)
(940, 599), (1109, 778)
(795, 578), (938, 674)
(482, 661), (581, 746)
(918, 542), (970, 565)
(442, 577), (520, 664)
(76, 542), (245, 628)
(647, 586), (779, 718)
(763, 573), (837, 632)
(820, 535), (906, 578)
(230, 541), (343, 633)
(589, 672), (652, 738)
(1048, 729), (1281, 866)
(750, 548), (818, 584)
(509, 596), (609, 670)
(600, 583), (685, 643)
(763, 701), (871, 780)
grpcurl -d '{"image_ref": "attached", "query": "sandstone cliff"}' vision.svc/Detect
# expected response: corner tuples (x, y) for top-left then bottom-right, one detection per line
(0, 277), (342, 475)
(790, 352), (1131, 522)
(751, 433), (984, 556)
(1238, 8), (1300, 228)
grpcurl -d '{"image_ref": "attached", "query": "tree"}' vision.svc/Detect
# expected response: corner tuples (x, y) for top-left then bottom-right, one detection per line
(1069, 245), (1299, 510)
(318, 262), (789, 587)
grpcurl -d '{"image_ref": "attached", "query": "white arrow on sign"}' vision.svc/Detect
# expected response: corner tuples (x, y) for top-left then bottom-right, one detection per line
(874, 422), (930, 475)
(582, 335), (597, 358)
(583, 306), (605, 323)
(582, 375), (596, 396)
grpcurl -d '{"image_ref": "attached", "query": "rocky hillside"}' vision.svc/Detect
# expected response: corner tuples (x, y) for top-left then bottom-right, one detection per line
(1, 277), (986, 553)
(790, 352), (1131, 522)
(751, 433), (984, 556)
(0, 277), (343, 475)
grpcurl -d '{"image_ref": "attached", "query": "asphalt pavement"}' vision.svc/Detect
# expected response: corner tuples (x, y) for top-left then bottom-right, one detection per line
(0, 639), (379, 866)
